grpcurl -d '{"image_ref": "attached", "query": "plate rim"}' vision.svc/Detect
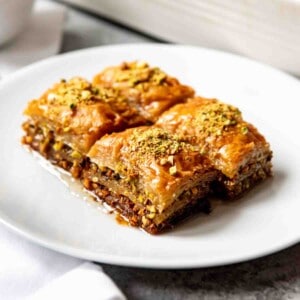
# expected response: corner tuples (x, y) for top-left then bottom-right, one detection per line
(1, 212), (299, 269)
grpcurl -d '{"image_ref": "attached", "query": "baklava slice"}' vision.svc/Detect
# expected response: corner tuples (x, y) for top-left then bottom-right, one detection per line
(93, 61), (195, 122)
(156, 97), (273, 199)
(82, 127), (217, 234)
(22, 77), (128, 177)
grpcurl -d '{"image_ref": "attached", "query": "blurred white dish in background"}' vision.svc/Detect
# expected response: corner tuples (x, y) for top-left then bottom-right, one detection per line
(0, 0), (35, 46)
(0, 0), (66, 77)
(61, 0), (300, 76)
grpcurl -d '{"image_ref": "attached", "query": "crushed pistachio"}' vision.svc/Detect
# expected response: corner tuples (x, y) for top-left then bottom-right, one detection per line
(114, 61), (167, 87)
(126, 128), (198, 179)
(141, 216), (150, 226)
(43, 78), (94, 106)
(240, 126), (249, 135)
(97, 87), (123, 103)
(147, 205), (156, 213)
(53, 141), (63, 151)
(43, 77), (123, 108)
(152, 68), (166, 85)
(138, 194), (144, 203)
(81, 90), (91, 100)
(169, 165), (177, 176)
(128, 128), (189, 160)
(69, 103), (76, 110)
(199, 146), (208, 155)
(70, 150), (82, 159)
(147, 213), (156, 219)
(91, 87), (99, 95)
(193, 102), (242, 137)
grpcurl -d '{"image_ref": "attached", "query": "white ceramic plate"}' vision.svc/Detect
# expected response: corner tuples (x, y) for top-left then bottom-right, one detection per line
(0, 44), (299, 269)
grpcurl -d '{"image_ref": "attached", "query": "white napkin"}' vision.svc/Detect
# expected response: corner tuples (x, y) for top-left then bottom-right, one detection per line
(29, 262), (126, 300)
(0, 225), (126, 300)
(0, 0), (65, 77)
(0, 1), (127, 299)
(0, 225), (80, 299)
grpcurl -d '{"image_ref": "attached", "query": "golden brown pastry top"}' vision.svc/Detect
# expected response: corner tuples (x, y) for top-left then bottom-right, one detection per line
(24, 77), (124, 154)
(156, 97), (271, 179)
(93, 61), (195, 122)
(87, 127), (214, 212)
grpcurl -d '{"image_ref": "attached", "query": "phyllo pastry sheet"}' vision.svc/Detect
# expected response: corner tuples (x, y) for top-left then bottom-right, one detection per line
(22, 77), (124, 155)
(93, 61), (195, 122)
(82, 127), (217, 233)
(156, 97), (273, 198)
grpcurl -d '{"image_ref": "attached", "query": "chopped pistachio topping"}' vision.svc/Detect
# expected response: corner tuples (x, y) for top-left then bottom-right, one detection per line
(96, 87), (125, 104)
(141, 216), (150, 226)
(147, 205), (156, 213)
(70, 150), (82, 159)
(147, 213), (156, 219)
(69, 103), (76, 110)
(169, 165), (177, 176)
(115, 61), (167, 87)
(46, 77), (95, 106)
(240, 126), (249, 135)
(128, 128), (190, 160)
(126, 128), (198, 178)
(44, 77), (123, 108)
(193, 102), (242, 137)
(53, 141), (63, 151)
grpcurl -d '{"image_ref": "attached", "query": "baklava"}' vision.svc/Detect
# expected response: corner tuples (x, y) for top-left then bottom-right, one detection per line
(156, 97), (273, 198)
(93, 61), (195, 122)
(22, 77), (123, 177)
(83, 127), (217, 233)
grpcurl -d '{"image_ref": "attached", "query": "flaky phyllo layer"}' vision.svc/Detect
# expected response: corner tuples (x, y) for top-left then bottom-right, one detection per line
(22, 61), (272, 234)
